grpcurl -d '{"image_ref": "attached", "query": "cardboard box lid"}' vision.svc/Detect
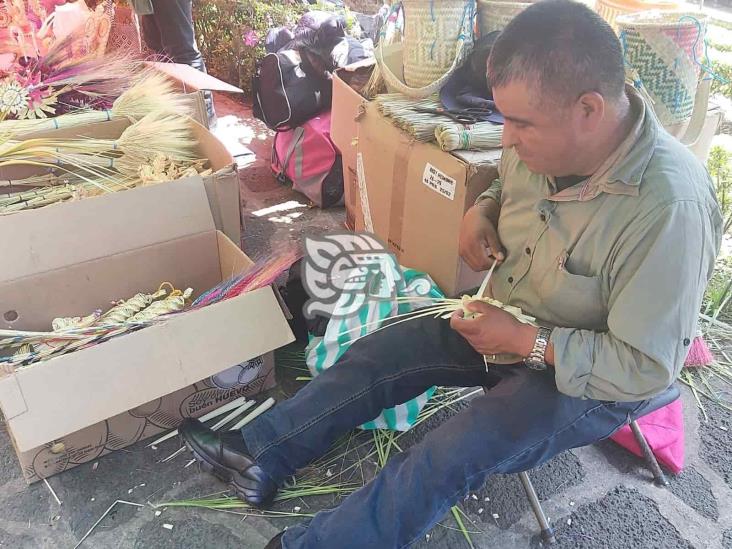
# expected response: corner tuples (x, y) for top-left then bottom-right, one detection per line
(0, 286), (292, 452)
(147, 62), (245, 94)
(0, 177), (214, 284)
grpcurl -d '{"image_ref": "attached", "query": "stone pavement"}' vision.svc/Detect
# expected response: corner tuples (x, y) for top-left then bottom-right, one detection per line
(0, 93), (729, 549)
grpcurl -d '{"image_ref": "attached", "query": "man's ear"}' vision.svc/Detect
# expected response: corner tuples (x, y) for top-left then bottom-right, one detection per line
(576, 91), (605, 131)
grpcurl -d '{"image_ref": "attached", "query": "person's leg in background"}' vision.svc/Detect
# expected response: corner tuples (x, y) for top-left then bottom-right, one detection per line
(140, 0), (216, 125)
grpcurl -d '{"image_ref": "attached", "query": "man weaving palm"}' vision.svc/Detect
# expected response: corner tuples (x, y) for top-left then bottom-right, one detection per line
(180, 1), (723, 547)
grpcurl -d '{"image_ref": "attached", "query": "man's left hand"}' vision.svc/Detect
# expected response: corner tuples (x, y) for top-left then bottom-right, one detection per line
(450, 301), (537, 357)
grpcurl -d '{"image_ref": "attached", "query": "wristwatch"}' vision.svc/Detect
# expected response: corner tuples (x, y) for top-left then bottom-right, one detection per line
(524, 327), (552, 371)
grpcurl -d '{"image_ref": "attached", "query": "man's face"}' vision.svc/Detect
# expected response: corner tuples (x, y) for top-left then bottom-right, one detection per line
(492, 80), (582, 177)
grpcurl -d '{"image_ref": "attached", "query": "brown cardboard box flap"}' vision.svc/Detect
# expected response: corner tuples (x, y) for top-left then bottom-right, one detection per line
(0, 286), (291, 452)
(0, 177), (213, 284)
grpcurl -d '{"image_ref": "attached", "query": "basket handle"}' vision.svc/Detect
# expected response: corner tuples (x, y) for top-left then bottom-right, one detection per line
(376, 38), (469, 99)
(680, 74), (712, 147)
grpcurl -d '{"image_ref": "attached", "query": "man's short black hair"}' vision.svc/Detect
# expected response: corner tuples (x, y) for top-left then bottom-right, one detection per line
(488, 0), (626, 105)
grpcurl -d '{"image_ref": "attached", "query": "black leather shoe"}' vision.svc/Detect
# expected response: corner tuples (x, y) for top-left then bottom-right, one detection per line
(264, 532), (284, 549)
(179, 418), (277, 508)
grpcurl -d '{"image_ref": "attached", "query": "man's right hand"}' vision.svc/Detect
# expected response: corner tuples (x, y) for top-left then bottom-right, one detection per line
(459, 201), (505, 272)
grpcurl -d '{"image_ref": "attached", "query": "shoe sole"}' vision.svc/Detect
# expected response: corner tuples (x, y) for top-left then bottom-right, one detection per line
(182, 436), (274, 508)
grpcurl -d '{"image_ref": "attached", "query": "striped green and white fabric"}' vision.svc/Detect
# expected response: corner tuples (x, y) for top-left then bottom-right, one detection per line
(305, 267), (444, 431)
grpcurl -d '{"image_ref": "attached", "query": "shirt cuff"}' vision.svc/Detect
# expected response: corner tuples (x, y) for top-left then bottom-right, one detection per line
(550, 328), (595, 399)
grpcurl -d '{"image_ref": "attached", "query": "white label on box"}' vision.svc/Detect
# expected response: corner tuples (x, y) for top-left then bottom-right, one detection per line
(422, 163), (456, 201)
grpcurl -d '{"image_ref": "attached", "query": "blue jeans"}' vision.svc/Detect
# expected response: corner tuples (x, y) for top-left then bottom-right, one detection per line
(242, 314), (647, 548)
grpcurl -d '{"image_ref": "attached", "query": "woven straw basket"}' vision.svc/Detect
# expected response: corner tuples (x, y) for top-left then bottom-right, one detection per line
(377, 0), (476, 98)
(596, 0), (681, 33)
(477, 0), (535, 36)
(617, 11), (708, 127)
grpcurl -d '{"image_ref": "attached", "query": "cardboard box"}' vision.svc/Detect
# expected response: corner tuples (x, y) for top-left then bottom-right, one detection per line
(332, 65), (372, 231)
(0, 178), (294, 482)
(147, 61), (246, 131)
(332, 71), (501, 295)
(17, 352), (276, 483)
(0, 117), (244, 248)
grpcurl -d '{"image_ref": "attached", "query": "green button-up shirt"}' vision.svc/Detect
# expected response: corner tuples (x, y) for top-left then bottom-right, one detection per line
(476, 86), (723, 402)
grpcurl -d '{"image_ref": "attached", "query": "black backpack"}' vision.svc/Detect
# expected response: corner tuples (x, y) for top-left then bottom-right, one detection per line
(252, 49), (330, 132)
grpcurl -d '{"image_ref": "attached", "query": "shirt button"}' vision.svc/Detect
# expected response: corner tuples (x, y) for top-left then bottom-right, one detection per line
(508, 276), (514, 284)
(683, 338), (691, 346)
(540, 214), (547, 222)
(525, 247), (531, 255)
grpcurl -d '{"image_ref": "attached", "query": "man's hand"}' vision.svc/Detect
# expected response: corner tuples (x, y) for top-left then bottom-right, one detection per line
(450, 301), (537, 357)
(459, 201), (505, 272)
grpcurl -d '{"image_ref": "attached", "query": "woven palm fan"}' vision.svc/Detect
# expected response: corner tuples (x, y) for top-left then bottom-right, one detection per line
(617, 11), (708, 129)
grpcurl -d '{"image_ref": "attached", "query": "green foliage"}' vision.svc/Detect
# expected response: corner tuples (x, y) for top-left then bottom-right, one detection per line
(193, 0), (356, 96)
(704, 255), (732, 321)
(708, 145), (732, 226)
(710, 57), (732, 99)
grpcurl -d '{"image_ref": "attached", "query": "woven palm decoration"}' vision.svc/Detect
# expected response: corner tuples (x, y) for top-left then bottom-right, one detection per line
(400, 0), (477, 90)
(617, 11), (708, 127)
(477, 0), (535, 36)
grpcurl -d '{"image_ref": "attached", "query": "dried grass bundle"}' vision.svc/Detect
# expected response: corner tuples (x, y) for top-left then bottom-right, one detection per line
(374, 94), (445, 142)
(0, 72), (191, 135)
(435, 122), (503, 151)
(0, 112), (202, 183)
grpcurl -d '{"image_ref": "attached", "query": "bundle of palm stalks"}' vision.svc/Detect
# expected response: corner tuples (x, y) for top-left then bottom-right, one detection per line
(0, 283), (194, 369)
(0, 112), (207, 214)
(0, 72), (191, 135)
(435, 122), (503, 152)
(374, 94), (445, 142)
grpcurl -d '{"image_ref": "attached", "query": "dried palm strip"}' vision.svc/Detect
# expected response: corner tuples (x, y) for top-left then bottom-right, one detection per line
(147, 397), (251, 448)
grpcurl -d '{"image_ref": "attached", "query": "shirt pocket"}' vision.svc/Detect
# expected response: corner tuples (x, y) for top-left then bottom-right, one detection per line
(538, 250), (607, 330)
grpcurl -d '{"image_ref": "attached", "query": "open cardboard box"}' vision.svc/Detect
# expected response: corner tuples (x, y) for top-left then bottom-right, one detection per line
(332, 66), (500, 296)
(0, 178), (294, 482)
(0, 116), (244, 249)
(148, 61), (245, 131)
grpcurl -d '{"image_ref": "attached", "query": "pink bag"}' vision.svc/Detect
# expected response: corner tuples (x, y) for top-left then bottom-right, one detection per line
(610, 399), (685, 474)
(271, 111), (344, 208)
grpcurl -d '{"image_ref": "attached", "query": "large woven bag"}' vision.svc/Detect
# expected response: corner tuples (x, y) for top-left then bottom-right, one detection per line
(596, 0), (681, 33)
(617, 11), (708, 128)
(477, 0), (534, 36)
(377, 0), (476, 98)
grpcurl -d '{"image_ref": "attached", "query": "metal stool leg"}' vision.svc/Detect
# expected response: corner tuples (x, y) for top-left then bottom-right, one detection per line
(518, 471), (556, 544)
(629, 420), (669, 487)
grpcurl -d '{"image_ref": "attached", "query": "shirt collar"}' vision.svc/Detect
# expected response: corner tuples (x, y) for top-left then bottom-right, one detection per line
(548, 84), (658, 202)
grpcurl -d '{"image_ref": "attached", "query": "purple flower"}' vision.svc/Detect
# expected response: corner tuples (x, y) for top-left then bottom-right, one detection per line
(243, 30), (260, 47)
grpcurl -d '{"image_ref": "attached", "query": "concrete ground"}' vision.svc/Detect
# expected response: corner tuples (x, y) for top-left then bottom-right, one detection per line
(0, 93), (730, 549)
